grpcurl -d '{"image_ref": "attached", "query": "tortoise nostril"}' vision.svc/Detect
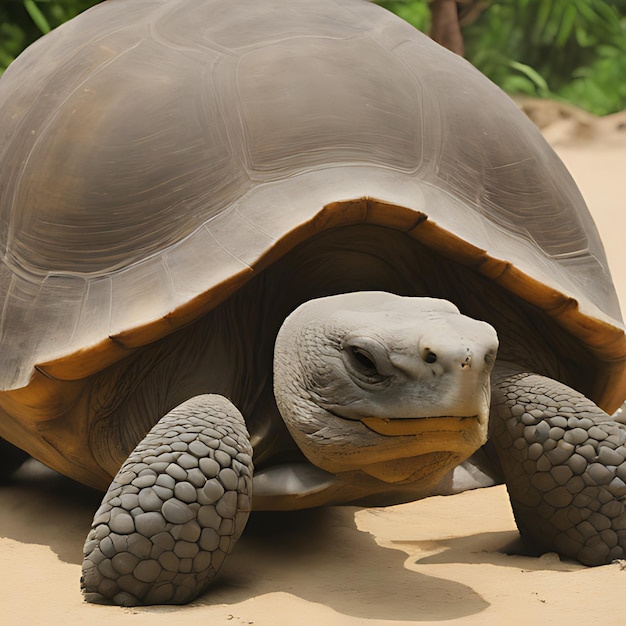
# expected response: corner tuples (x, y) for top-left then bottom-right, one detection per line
(461, 354), (472, 369)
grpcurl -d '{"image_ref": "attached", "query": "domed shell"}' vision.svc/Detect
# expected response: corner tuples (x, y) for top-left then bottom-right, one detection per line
(0, 0), (624, 424)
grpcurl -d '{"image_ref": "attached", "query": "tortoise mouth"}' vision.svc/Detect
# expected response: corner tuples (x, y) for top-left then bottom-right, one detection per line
(360, 415), (481, 436)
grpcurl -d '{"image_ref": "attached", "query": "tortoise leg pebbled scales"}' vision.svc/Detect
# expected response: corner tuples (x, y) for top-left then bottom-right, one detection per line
(491, 367), (626, 565)
(81, 394), (253, 606)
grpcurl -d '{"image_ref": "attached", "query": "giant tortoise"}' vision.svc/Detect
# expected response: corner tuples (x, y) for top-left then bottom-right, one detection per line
(0, 0), (624, 607)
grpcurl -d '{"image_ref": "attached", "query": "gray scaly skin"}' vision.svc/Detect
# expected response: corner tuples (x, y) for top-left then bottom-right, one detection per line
(81, 394), (253, 606)
(491, 366), (626, 565)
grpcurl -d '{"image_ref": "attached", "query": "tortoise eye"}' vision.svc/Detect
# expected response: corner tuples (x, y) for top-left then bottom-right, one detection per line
(423, 349), (437, 364)
(350, 346), (377, 374)
(342, 341), (388, 386)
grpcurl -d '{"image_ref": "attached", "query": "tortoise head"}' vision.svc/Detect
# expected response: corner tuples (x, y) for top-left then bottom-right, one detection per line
(274, 291), (498, 488)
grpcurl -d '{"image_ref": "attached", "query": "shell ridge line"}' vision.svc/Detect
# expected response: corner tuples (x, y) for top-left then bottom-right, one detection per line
(159, 253), (177, 298)
(0, 274), (21, 346)
(489, 157), (535, 170)
(210, 54), (250, 183)
(231, 207), (277, 242)
(202, 223), (254, 271)
(75, 275), (114, 347)
(239, 33), (361, 51)
(148, 0), (221, 53)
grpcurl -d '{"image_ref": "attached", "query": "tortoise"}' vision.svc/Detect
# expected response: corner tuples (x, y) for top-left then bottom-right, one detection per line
(0, 0), (625, 607)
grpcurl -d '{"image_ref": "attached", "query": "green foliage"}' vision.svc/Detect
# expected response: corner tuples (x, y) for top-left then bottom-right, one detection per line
(377, 0), (625, 115)
(377, 0), (432, 31)
(463, 0), (626, 114)
(557, 41), (626, 114)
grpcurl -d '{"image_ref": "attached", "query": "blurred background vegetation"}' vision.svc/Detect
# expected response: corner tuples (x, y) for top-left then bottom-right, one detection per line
(378, 0), (626, 115)
(0, 0), (624, 115)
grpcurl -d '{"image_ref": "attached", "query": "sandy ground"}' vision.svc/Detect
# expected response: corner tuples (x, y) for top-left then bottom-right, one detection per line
(0, 104), (624, 625)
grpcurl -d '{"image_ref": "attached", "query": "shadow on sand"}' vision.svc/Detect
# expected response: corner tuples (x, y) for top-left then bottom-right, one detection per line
(1, 459), (493, 621)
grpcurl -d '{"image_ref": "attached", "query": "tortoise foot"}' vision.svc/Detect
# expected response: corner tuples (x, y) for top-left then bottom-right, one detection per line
(81, 395), (253, 606)
(491, 370), (626, 566)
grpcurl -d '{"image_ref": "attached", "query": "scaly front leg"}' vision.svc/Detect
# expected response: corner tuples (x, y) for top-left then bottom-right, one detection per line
(81, 394), (253, 606)
(490, 367), (626, 565)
